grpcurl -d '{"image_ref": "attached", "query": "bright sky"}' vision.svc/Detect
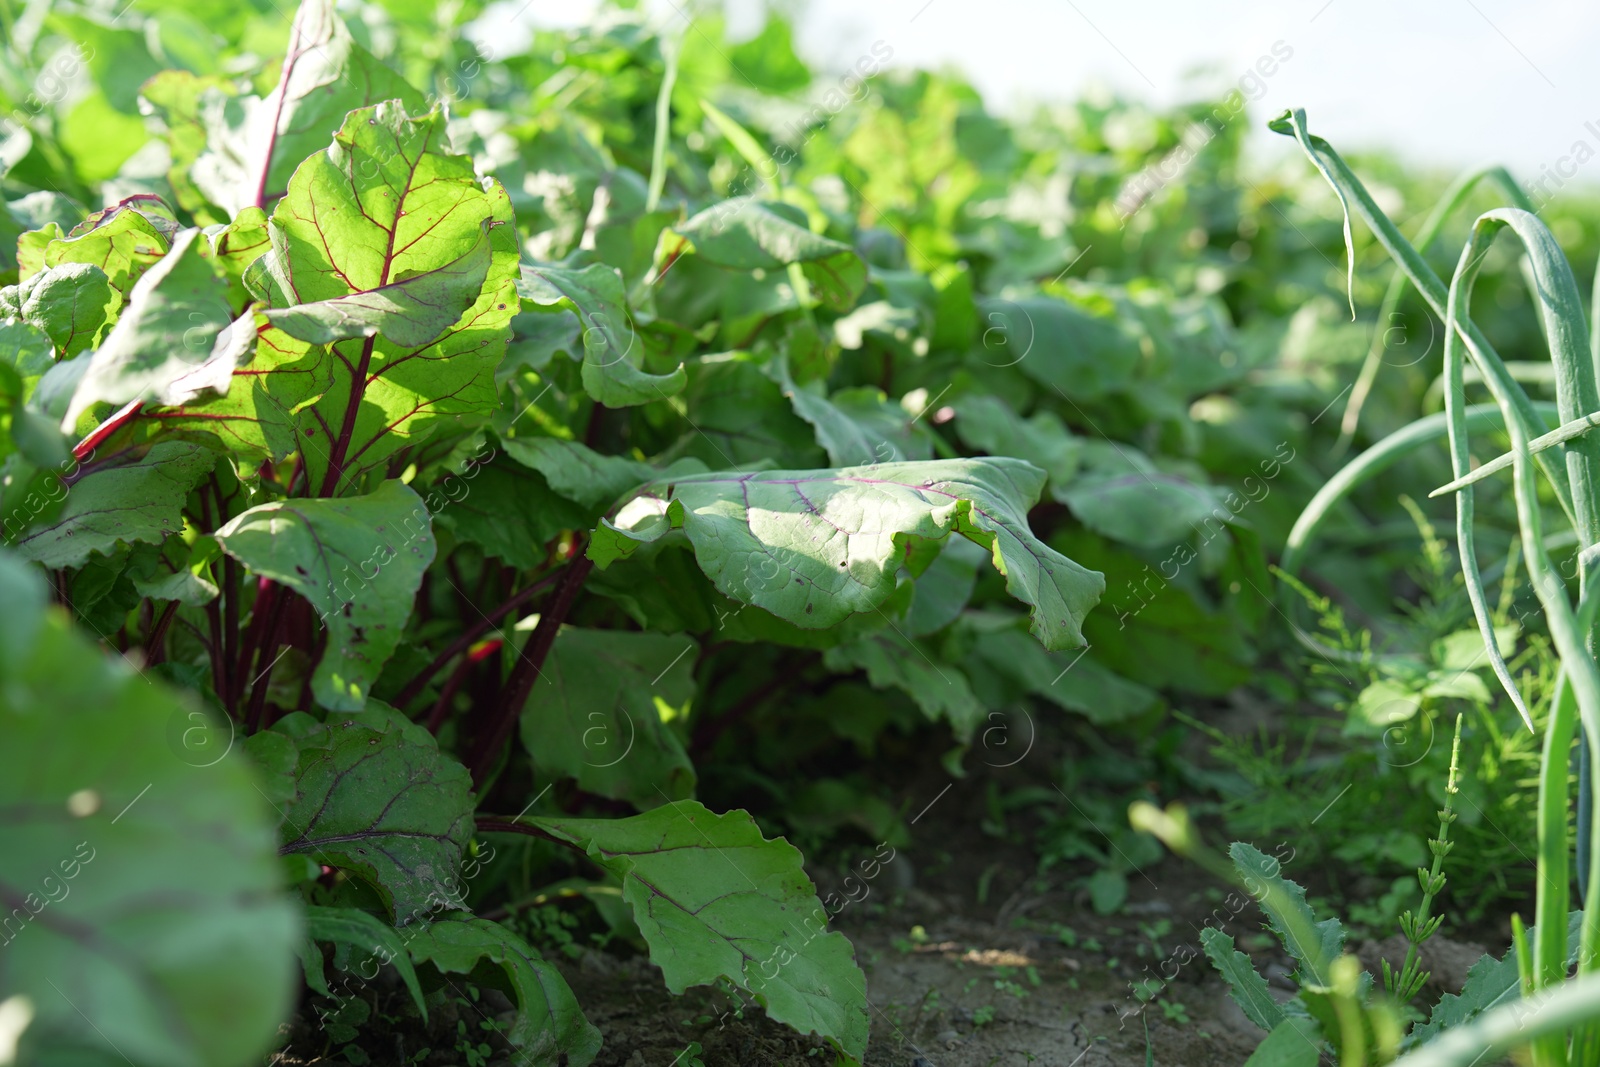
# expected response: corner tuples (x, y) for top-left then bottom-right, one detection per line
(481, 0), (1600, 185)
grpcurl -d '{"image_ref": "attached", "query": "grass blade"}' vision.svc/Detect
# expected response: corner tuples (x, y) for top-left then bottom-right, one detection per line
(645, 37), (679, 213)
(701, 99), (779, 192)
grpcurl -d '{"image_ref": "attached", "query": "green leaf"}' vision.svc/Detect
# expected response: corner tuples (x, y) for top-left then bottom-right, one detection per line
(661, 198), (867, 311)
(1410, 911), (1582, 1046)
(215, 481), (437, 711)
(669, 354), (825, 469)
(0, 319), (55, 397)
(724, 18), (810, 94)
(0, 552), (298, 1067)
(189, 0), (426, 215)
(203, 206), (271, 307)
(1086, 867), (1127, 914)
(304, 905), (428, 1018)
(12, 439), (215, 568)
(965, 624), (1159, 724)
(19, 195), (174, 295)
(140, 70), (238, 222)
(1055, 443), (1227, 550)
(131, 563), (220, 604)
(1230, 842), (1345, 988)
(14, 261), (116, 357)
(261, 221), (494, 348)
(63, 228), (248, 427)
(262, 102), (520, 492)
(988, 291), (1142, 399)
(700, 101), (781, 188)
(520, 628), (697, 806)
(1354, 678), (1421, 730)
(1432, 625), (1519, 671)
(904, 536), (986, 636)
(1243, 1017), (1323, 1067)
(276, 705), (474, 923)
(822, 630), (985, 740)
(0, 331), (69, 470)
(406, 915), (601, 1066)
(6, 192), (84, 240)
(1421, 668), (1490, 703)
(430, 452), (590, 569)
(517, 262), (687, 407)
(953, 393), (1081, 485)
(1200, 927), (1286, 1033)
(768, 357), (931, 466)
(1063, 526), (1258, 696)
(153, 324), (318, 467)
(499, 435), (656, 511)
(242, 730), (299, 808)
(532, 800), (870, 1059)
(590, 458), (1104, 651)
(176, 103), (519, 489)
(0, 541), (45, 650)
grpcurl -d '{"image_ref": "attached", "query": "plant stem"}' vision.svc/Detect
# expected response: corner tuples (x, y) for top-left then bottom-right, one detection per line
(1335, 165), (1531, 456)
(234, 579), (281, 713)
(469, 551), (594, 786)
(318, 335), (379, 497)
(222, 555), (241, 709)
(425, 650), (479, 735)
(203, 596), (225, 699)
(645, 36), (677, 213)
(392, 570), (562, 710)
(71, 400), (141, 460)
(244, 587), (290, 734)
(1389, 713), (1463, 1001)
(144, 600), (181, 667)
(474, 817), (569, 848)
(1271, 110), (1576, 525)
(691, 671), (789, 754)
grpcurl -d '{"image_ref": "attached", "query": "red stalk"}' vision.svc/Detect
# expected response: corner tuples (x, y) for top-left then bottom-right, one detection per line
(391, 571), (561, 710)
(72, 400), (141, 460)
(468, 552), (593, 786)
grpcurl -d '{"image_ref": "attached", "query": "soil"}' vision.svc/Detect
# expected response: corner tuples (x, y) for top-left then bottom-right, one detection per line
(274, 692), (1511, 1066)
(558, 854), (1275, 1067)
(546, 774), (1496, 1067)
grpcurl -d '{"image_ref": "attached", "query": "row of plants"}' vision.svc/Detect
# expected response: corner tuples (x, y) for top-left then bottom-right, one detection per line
(3, 0), (1598, 1063)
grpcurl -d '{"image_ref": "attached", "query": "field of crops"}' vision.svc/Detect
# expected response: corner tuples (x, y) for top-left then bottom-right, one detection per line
(8, 2), (1600, 1065)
